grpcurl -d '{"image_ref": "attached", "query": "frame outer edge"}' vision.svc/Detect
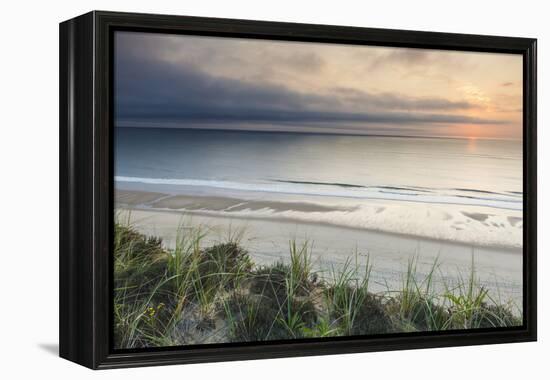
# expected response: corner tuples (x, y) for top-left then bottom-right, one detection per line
(58, 10), (538, 369)
(59, 17), (73, 363)
(59, 11), (97, 369)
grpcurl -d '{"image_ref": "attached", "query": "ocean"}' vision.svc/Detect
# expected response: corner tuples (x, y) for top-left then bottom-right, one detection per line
(114, 127), (523, 249)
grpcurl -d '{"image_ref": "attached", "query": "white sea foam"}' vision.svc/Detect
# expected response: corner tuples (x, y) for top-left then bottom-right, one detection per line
(115, 176), (522, 211)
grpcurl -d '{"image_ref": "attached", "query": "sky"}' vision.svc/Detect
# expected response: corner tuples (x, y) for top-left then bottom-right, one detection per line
(115, 31), (523, 139)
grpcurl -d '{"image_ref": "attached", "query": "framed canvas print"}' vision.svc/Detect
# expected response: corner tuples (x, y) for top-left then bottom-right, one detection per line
(59, 11), (537, 369)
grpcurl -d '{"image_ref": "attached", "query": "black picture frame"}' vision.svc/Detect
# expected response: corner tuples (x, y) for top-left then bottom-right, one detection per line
(59, 10), (537, 369)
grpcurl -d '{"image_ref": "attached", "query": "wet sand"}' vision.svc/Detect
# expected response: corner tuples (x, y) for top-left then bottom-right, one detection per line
(116, 189), (356, 213)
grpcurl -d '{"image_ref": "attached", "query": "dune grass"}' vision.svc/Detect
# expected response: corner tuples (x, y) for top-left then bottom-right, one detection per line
(113, 221), (522, 349)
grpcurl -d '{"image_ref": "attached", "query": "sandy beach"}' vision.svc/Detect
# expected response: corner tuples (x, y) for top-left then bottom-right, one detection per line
(116, 189), (523, 307)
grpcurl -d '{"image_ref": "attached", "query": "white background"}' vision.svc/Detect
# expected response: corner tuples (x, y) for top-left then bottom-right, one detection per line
(0, 0), (547, 378)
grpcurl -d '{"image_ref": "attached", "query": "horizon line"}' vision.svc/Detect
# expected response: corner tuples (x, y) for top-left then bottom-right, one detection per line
(115, 125), (522, 142)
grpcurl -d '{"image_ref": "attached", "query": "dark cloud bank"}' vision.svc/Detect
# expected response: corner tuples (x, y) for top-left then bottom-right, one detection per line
(115, 37), (505, 133)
